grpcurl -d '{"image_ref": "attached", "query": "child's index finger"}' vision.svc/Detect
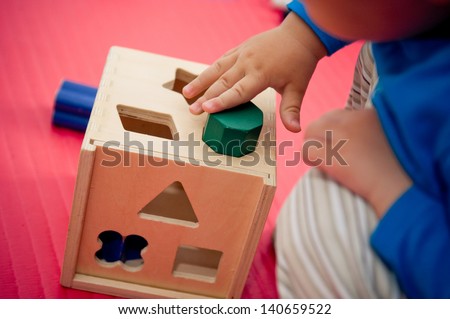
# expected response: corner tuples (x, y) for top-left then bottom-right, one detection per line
(182, 71), (214, 100)
(181, 80), (198, 99)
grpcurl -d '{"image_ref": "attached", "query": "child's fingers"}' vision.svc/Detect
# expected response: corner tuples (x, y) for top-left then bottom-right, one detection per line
(182, 54), (237, 99)
(188, 67), (243, 114)
(199, 68), (244, 106)
(189, 97), (207, 115)
(202, 74), (266, 113)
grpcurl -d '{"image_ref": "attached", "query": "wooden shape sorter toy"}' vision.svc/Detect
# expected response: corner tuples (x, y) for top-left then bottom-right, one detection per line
(60, 46), (276, 299)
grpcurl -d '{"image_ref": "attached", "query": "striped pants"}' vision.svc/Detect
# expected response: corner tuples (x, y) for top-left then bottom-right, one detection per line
(274, 43), (403, 298)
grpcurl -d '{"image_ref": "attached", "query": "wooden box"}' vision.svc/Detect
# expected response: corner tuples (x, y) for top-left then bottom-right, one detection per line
(60, 47), (276, 298)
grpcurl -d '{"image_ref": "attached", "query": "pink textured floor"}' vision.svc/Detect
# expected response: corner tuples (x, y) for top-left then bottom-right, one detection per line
(0, 0), (360, 298)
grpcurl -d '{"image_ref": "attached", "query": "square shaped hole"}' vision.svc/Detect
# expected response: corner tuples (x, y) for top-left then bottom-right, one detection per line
(172, 245), (223, 283)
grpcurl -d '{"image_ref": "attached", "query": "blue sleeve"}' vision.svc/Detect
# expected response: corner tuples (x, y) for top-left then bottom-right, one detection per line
(371, 185), (450, 298)
(368, 39), (450, 298)
(287, 1), (348, 55)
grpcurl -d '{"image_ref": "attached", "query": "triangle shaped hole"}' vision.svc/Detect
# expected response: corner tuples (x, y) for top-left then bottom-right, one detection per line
(138, 181), (199, 228)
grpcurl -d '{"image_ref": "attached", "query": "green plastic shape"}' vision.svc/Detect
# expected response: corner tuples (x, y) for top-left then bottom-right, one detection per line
(202, 101), (263, 157)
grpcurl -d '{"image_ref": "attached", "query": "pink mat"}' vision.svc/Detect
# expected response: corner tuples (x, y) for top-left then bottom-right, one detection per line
(0, 0), (360, 298)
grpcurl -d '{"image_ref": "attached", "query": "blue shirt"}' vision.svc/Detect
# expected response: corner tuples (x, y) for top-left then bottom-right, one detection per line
(288, 1), (450, 298)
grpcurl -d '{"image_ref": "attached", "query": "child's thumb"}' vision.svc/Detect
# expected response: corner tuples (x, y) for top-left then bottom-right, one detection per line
(279, 87), (304, 132)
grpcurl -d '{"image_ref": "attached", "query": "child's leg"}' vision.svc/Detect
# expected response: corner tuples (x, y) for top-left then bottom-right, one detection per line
(275, 43), (402, 298)
(275, 169), (402, 298)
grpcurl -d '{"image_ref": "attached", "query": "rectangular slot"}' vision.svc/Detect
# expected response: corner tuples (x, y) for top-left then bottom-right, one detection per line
(117, 104), (177, 140)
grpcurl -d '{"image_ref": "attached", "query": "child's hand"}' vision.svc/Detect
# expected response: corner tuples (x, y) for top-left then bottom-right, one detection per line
(182, 13), (327, 133)
(303, 108), (412, 218)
